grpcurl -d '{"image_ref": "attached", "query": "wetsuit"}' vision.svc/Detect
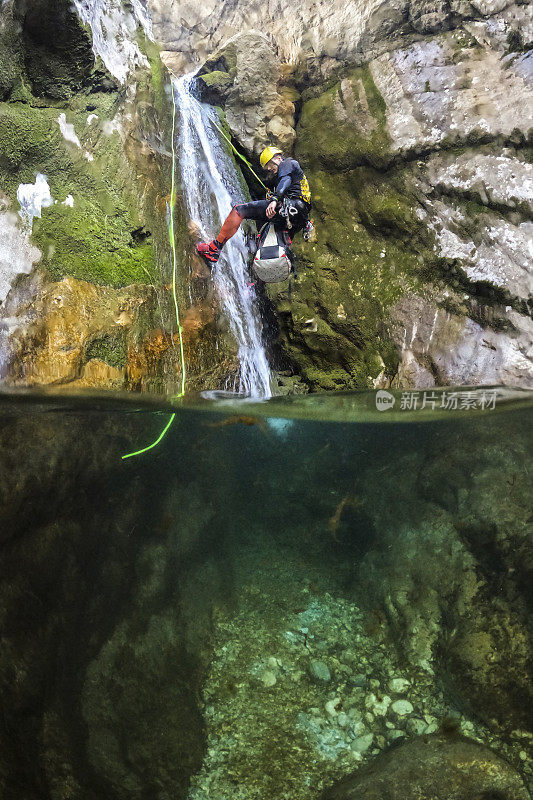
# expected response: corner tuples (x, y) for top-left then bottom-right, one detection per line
(231, 157), (311, 236)
(198, 158), (311, 262)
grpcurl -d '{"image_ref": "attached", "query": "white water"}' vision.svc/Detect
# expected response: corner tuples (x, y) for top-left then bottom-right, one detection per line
(72, 0), (152, 84)
(174, 74), (272, 398)
(17, 173), (54, 228)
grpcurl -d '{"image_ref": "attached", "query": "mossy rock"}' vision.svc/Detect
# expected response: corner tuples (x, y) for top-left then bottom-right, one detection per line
(85, 332), (128, 369)
(32, 200), (154, 287)
(10, 0), (117, 101)
(296, 67), (390, 172)
(0, 93), (158, 288)
(0, 102), (57, 177)
(196, 71), (234, 105)
(199, 45), (238, 80)
(268, 155), (437, 389)
(321, 733), (530, 799)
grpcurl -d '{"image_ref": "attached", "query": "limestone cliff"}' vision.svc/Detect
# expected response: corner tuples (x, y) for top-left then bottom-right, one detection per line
(1, 0), (531, 394)
(151, 0), (533, 391)
(0, 0), (232, 393)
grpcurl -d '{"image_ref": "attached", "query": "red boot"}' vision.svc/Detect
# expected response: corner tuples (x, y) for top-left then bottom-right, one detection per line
(197, 240), (222, 263)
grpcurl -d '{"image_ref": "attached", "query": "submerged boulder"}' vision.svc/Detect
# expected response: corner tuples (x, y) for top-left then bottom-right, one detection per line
(321, 733), (531, 799)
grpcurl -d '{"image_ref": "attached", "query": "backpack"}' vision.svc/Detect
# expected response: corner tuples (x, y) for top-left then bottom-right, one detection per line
(252, 223), (292, 283)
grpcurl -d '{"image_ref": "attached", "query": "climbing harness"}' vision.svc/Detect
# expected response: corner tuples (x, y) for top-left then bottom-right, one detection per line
(277, 198), (300, 230)
(122, 79), (186, 460)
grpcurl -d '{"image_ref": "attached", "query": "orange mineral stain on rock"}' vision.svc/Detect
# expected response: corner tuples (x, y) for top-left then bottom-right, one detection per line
(5, 276), (161, 391)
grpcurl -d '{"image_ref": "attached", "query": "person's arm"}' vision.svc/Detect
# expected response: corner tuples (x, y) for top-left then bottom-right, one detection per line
(267, 175), (290, 217)
(273, 160), (296, 202)
(273, 174), (292, 202)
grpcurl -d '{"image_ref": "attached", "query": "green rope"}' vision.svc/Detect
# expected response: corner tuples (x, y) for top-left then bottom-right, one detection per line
(122, 79), (185, 460)
(122, 413), (176, 460)
(209, 119), (269, 191)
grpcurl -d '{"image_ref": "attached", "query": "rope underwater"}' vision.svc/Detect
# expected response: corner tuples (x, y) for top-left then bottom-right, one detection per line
(122, 78), (185, 460)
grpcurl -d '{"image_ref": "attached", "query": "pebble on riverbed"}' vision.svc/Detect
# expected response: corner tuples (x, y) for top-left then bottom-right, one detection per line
(309, 660), (331, 682)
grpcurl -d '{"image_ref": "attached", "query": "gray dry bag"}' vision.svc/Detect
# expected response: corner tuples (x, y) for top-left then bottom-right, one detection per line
(252, 223), (291, 283)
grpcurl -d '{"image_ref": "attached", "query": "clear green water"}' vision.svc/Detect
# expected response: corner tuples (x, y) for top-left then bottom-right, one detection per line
(0, 386), (531, 800)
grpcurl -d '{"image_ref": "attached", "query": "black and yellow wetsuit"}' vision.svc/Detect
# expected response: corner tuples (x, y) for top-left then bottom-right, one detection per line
(271, 157), (312, 205)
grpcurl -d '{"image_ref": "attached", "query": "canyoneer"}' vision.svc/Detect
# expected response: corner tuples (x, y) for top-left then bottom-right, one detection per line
(196, 147), (313, 277)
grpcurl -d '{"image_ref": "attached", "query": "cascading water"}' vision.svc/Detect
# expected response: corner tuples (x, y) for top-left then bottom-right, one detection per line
(173, 74), (272, 399)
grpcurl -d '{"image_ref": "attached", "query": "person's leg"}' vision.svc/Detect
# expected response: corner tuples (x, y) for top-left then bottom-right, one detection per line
(197, 200), (270, 263)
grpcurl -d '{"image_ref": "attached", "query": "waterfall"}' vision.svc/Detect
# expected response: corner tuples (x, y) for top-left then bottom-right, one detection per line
(174, 75), (272, 399)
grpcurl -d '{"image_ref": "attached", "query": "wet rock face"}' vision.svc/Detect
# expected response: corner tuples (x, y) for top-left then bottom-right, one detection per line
(0, 408), (213, 798)
(155, 0), (533, 391)
(1, 274), (177, 391)
(355, 413), (533, 743)
(0, 0), (195, 394)
(15, 0), (114, 99)
(147, 0), (463, 76)
(285, 22), (532, 390)
(320, 733), (531, 799)
(195, 32), (297, 156)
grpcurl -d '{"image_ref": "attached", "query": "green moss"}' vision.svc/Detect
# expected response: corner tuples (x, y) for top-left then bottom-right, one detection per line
(0, 85), (162, 286)
(137, 33), (173, 127)
(351, 169), (425, 237)
(199, 71), (234, 92)
(85, 332), (128, 369)
(296, 66), (390, 171)
(269, 147), (437, 389)
(201, 44), (238, 78)
(0, 96), (157, 286)
(32, 200), (154, 287)
(0, 103), (58, 184)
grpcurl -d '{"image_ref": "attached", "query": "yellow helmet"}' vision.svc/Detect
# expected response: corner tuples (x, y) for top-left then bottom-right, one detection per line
(260, 146), (282, 169)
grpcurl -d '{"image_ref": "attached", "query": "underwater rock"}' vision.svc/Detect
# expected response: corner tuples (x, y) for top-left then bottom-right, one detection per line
(417, 426), (533, 734)
(355, 412), (533, 755)
(365, 693), (391, 716)
(350, 732), (374, 754)
(391, 699), (413, 716)
(0, 406), (226, 798)
(310, 660), (332, 682)
(261, 669), (277, 687)
(388, 678), (410, 693)
(320, 733), (531, 799)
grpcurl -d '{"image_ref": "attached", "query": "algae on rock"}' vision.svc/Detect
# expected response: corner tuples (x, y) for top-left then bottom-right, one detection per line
(0, 0), (202, 393)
